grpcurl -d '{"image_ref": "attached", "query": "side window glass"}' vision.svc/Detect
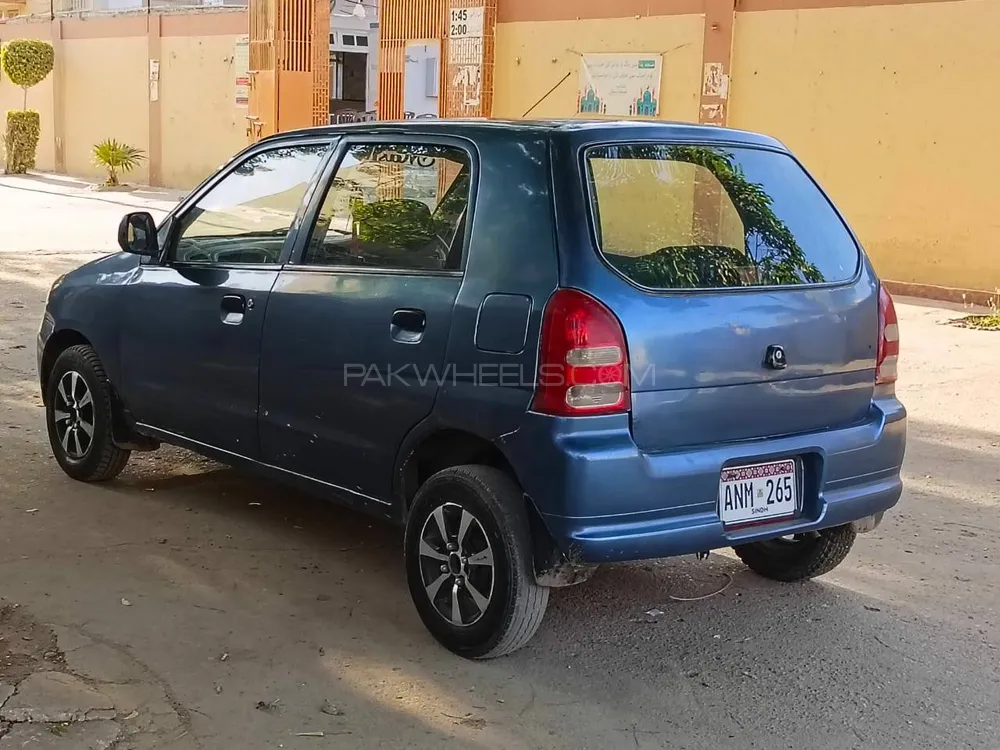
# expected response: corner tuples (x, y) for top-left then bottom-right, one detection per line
(172, 144), (328, 265)
(303, 143), (471, 271)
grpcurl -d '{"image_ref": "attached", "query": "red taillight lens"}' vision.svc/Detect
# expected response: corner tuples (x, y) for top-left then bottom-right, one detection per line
(532, 289), (630, 416)
(876, 285), (899, 385)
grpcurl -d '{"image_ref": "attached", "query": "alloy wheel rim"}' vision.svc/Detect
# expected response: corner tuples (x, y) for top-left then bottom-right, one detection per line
(53, 371), (95, 460)
(417, 502), (495, 627)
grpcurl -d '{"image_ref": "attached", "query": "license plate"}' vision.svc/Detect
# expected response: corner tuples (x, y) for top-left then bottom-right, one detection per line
(719, 459), (798, 527)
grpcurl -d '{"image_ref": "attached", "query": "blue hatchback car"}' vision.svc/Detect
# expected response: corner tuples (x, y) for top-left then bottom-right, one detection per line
(38, 120), (905, 658)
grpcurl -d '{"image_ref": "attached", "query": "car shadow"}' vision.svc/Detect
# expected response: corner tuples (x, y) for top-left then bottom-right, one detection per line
(3, 259), (997, 748)
(92, 448), (999, 750)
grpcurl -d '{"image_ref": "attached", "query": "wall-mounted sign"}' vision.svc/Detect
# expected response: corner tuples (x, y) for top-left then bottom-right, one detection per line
(578, 53), (662, 118)
(148, 59), (159, 103)
(447, 3), (485, 115)
(449, 7), (484, 39)
(234, 35), (250, 108)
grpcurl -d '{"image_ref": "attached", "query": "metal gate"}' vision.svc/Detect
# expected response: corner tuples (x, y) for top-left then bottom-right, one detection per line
(247, 0), (330, 140)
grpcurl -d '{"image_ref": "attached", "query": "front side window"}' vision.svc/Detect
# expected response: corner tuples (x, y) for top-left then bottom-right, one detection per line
(172, 144), (328, 265)
(303, 143), (471, 271)
(586, 144), (860, 289)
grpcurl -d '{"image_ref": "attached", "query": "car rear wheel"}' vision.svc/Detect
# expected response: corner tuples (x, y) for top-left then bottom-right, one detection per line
(45, 345), (131, 482)
(404, 465), (548, 659)
(733, 525), (856, 582)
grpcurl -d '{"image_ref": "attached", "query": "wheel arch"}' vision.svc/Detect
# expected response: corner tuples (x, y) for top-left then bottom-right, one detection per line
(394, 426), (595, 588)
(40, 330), (157, 451)
(40, 329), (93, 405)
(396, 428), (519, 515)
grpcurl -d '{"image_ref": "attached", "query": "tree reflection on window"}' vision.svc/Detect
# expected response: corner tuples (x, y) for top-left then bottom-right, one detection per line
(589, 144), (832, 289)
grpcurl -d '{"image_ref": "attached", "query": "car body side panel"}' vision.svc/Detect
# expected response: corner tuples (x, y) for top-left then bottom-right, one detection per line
(259, 270), (464, 502)
(120, 265), (280, 457)
(393, 133), (560, 510)
(38, 253), (140, 398)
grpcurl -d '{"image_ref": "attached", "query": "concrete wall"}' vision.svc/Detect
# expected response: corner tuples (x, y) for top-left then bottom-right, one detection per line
(728, 0), (1000, 295)
(62, 33), (149, 182)
(0, 9), (248, 190)
(476, 0), (999, 297)
(160, 31), (249, 188)
(492, 13), (704, 122)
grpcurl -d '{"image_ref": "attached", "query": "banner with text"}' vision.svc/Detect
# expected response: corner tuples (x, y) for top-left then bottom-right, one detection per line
(578, 53), (661, 117)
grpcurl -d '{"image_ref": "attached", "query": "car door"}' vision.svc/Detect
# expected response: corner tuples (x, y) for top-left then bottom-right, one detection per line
(119, 139), (332, 457)
(258, 135), (474, 503)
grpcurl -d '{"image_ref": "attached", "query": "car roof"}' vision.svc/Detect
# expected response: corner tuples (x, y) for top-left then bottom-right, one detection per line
(260, 118), (787, 151)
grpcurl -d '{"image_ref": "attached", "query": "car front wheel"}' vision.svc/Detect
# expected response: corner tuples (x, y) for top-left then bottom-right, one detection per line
(733, 525), (857, 582)
(404, 465), (549, 659)
(45, 344), (131, 482)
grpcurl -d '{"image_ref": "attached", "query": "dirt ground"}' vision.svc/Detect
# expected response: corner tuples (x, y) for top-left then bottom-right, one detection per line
(0, 178), (998, 749)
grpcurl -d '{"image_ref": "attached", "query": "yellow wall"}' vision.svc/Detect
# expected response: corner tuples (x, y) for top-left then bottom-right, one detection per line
(1, 11), (248, 190)
(62, 35), (149, 183)
(160, 33), (248, 189)
(728, 0), (1000, 293)
(493, 15), (704, 123)
(0, 25), (55, 171)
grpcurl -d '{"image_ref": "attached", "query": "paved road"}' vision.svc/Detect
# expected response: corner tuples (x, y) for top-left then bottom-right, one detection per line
(0, 181), (997, 749)
(0, 174), (179, 255)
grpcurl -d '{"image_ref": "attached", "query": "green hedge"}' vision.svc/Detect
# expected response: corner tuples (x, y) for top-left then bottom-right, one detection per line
(5, 110), (40, 174)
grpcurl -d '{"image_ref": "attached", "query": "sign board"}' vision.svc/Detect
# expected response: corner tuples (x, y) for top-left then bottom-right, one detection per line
(578, 53), (662, 117)
(234, 35), (250, 108)
(148, 59), (159, 103)
(449, 7), (484, 39)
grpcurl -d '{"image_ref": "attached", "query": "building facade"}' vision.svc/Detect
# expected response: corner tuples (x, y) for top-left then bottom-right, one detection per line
(329, 0), (378, 118)
(1, 0), (997, 299)
(376, 0), (1000, 300)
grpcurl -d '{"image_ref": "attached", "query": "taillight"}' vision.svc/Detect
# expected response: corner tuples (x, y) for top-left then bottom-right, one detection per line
(532, 289), (630, 416)
(876, 285), (899, 385)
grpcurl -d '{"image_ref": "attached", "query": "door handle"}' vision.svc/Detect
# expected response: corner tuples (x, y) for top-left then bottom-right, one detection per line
(390, 308), (426, 344)
(220, 294), (246, 326)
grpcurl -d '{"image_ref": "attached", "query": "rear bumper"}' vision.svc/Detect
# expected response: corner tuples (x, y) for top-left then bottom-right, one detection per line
(503, 396), (906, 564)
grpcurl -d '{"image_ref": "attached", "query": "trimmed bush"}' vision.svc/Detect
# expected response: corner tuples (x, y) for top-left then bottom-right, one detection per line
(4, 110), (41, 174)
(1, 40), (55, 105)
(1, 40), (54, 174)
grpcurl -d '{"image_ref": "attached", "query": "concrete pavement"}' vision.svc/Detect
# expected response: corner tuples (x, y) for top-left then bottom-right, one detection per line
(0, 174), (182, 255)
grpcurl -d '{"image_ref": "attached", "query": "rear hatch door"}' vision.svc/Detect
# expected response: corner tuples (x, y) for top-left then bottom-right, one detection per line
(583, 142), (877, 452)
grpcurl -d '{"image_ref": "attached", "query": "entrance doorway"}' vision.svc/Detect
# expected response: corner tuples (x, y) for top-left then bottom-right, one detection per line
(330, 51), (368, 117)
(403, 40), (440, 118)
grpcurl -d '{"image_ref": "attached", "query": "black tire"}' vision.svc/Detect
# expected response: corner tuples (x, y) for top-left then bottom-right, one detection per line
(733, 525), (856, 582)
(404, 465), (548, 659)
(45, 345), (131, 482)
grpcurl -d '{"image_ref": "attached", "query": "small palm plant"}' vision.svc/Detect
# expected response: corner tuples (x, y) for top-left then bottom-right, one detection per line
(92, 139), (145, 187)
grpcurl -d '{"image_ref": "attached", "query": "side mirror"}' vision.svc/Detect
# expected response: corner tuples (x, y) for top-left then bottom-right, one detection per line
(117, 212), (158, 256)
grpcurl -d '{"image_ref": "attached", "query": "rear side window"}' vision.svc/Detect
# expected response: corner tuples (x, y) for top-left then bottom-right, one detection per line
(585, 144), (859, 289)
(303, 143), (471, 271)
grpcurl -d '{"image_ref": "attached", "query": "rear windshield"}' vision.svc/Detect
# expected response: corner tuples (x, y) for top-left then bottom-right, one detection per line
(585, 144), (859, 289)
